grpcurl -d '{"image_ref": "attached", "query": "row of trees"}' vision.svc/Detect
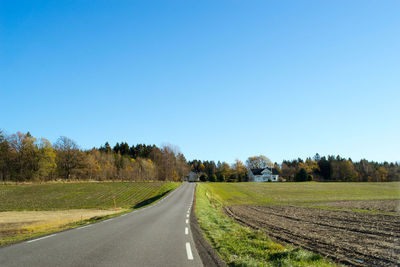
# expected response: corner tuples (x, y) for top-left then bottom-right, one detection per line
(281, 153), (400, 182)
(189, 159), (248, 182)
(1, 130), (398, 183)
(190, 154), (400, 182)
(0, 130), (189, 182)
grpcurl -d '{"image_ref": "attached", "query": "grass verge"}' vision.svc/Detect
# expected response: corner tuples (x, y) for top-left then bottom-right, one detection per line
(195, 183), (334, 266)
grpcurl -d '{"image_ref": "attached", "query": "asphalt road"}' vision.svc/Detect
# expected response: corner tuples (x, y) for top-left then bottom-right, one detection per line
(0, 182), (203, 267)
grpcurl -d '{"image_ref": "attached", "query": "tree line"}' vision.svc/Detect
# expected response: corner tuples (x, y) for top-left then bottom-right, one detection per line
(1, 130), (398, 183)
(281, 153), (399, 182)
(0, 130), (189, 182)
(190, 154), (400, 182)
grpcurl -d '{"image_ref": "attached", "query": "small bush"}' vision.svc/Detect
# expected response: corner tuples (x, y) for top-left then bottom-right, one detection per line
(200, 174), (208, 182)
(217, 174), (225, 182)
(209, 174), (217, 182)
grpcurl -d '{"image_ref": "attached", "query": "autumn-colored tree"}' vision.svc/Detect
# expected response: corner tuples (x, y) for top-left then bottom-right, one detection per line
(246, 155), (273, 169)
(1, 130), (399, 183)
(233, 159), (247, 181)
(8, 132), (39, 181)
(37, 138), (57, 181)
(216, 161), (231, 179)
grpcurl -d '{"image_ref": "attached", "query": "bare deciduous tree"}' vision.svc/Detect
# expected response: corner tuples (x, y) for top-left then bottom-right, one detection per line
(54, 136), (82, 179)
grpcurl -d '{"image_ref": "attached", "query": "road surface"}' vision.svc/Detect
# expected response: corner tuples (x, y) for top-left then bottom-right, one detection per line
(0, 182), (203, 267)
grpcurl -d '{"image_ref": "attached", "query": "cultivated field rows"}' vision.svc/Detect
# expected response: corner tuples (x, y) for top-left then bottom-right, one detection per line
(225, 201), (400, 266)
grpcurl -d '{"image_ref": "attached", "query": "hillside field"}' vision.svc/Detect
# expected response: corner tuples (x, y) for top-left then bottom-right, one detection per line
(0, 181), (180, 246)
(196, 182), (400, 266)
(0, 181), (180, 211)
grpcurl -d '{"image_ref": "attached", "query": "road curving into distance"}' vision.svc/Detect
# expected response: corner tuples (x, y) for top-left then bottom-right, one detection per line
(0, 182), (203, 267)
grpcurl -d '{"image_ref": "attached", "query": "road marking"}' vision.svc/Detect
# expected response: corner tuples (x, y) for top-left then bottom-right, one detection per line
(27, 234), (56, 243)
(186, 214), (189, 218)
(78, 225), (92, 229)
(185, 227), (188, 235)
(121, 214), (127, 217)
(186, 242), (194, 260)
(186, 219), (189, 224)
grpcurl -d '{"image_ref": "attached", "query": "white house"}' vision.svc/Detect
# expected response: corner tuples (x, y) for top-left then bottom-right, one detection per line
(187, 172), (199, 182)
(248, 168), (280, 182)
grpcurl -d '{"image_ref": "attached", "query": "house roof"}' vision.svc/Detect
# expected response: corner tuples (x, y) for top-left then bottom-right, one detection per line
(271, 168), (279, 175)
(251, 168), (264, 175)
(250, 167), (279, 175)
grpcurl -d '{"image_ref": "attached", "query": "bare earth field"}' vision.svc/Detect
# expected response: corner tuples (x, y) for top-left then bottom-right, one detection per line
(318, 200), (400, 213)
(225, 201), (400, 266)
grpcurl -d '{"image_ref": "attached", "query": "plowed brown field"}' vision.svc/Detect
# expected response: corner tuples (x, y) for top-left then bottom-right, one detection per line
(225, 204), (400, 266)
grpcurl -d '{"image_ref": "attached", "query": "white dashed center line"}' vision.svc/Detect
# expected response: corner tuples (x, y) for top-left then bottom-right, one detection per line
(186, 242), (194, 260)
(185, 227), (188, 235)
(186, 219), (189, 224)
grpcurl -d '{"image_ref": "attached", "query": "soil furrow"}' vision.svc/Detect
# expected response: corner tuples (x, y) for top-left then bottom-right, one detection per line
(224, 204), (399, 266)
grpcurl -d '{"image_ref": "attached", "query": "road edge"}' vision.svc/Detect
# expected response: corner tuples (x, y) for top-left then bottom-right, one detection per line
(190, 184), (227, 267)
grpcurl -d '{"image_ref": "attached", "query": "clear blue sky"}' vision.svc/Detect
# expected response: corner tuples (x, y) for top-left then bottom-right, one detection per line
(1, 0), (399, 164)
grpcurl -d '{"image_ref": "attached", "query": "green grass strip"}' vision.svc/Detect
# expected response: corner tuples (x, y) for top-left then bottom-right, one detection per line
(195, 183), (335, 267)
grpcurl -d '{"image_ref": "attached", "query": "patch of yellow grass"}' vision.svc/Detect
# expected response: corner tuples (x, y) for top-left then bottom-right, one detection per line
(0, 209), (125, 239)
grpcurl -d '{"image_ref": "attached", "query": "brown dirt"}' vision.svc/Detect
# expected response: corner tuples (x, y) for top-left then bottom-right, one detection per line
(318, 200), (400, 213)
(224, 205), (400, 266)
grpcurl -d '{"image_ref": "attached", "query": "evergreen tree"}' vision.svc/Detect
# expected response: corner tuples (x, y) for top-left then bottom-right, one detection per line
(295, 168), (308, 182)
(113, 143), (120, 154)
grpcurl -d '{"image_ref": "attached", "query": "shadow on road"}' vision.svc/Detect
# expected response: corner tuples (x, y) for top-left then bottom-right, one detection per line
(132, 190), (172, 209)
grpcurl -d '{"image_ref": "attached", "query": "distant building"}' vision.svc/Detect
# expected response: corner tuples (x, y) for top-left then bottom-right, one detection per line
(188, 172), (199, 182)
(248, 167), (281, 182)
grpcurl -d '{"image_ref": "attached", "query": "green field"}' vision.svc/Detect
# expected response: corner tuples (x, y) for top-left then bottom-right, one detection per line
(203, 182), (400, 206)
(0, 182), (180, 211)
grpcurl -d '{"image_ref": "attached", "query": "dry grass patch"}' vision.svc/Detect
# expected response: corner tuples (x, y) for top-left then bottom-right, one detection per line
(0, 209), (125, 245)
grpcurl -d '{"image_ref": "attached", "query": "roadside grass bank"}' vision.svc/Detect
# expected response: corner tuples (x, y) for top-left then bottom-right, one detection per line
(195, 183), (333, 266)
(0, 181), (180, 246)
